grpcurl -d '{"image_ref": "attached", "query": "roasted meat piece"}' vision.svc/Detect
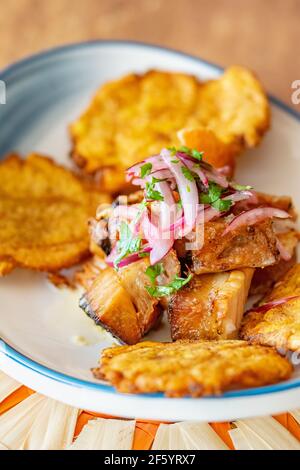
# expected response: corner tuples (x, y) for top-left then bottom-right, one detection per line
(79, 256), (172, 344)
(118, 259), (161, 336)
(80, 267), (142, 344)
(190, 219), (279, 274)
(168, 268), (254, 341)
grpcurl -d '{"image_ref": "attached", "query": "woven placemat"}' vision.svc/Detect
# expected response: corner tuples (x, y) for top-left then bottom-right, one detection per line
(0, 371), (300, 450)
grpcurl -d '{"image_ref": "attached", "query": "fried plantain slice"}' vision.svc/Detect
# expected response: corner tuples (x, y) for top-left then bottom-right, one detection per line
(177, 127), (239, 174)
(265, 263), (300, 301)
(240, 264), (300, 351)
(95, 340), (292, 397)
(70, 67), (270, 192)
(0, 259), (16, 276)
(0, 153), (111, 274)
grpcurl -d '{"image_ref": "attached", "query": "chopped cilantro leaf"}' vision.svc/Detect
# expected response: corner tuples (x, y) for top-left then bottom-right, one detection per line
(200, 182), (232, 212)
(145, 263), (164, 284)
(167, 146), (177, 156)
(151, 176), (165, 183)
(146, 273), (193, 298)
(138, 252), (149, 258)
(181, 166), (195, 182)
(230, 182), (253, 191)
(199, 193), (210, 204)
(200, 182), (222, 204)
(191, 149), (204, 161)
(211, 198), (232, 212)
(171, 159), (180, 164)
(140, 162), (152, 178)
(114, 222), (142, 268)
(145, 178), (164, 201)
(168, 146), (204, 162)
(179, 145), (191, 154)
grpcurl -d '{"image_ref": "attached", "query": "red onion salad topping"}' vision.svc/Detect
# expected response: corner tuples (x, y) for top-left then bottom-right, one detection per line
(99, 147), (291, 269)
(222, 207), (290, 236)
(246, 295), (300, 315)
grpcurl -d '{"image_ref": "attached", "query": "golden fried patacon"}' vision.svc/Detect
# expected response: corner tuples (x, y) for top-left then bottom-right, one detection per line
(177, 127), (239, 174)
(265, 263), (300, 301)
(0, 259), (15, 276)
(95, 340), (292, 397)
(70, 67), (270, 192)
(241, 264), (300, 351)
(169, 269), (254, 341)
(0, 154), (110, 274)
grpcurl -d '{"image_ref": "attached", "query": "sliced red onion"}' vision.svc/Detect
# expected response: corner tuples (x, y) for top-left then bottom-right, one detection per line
(180, 157), (208, 188)
(223, 207), (290, 235)
(141, 207), (174, 265)
(217, 165), (232, 176)
(204, 170), (228, 188)
(126, 156), (166, 180)
(106, 246), (151, 268)
(161, 148), (198, 237)
(141, 210), (160, 244)
(131, 177), (146, 187)
(149, 238), (174, 265)
(247, 296), (300, 315)
(178, 152), (229, 188)
(223, 190), (254, 204)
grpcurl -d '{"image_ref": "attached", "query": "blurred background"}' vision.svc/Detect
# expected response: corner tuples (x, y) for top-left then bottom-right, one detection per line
(1, 0), (299, 110)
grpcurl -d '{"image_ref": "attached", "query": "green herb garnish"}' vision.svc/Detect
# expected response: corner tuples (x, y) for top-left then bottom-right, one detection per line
(230, 182), (253, 191)
(168, 146), (203, 161)
(146, 273), (193, 298)
(200, 182), (232, 212)
(145, 178), (164, 201)
(140, 162), (152, 178)
(191, 149), (204, 161)
(178, 145), (191, 154)
(145, 263), (164, 284)
(210, 198), (232, 212)
(167, 146), (177, 156)
(181, 166), (195, 182)
(114, 222), (142, 268)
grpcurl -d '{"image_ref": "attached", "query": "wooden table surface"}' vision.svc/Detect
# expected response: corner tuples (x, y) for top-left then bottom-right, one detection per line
(1, 0), (299, 110)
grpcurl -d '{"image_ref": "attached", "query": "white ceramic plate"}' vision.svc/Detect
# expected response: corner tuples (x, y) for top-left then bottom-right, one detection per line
(0, 41), (300, 422)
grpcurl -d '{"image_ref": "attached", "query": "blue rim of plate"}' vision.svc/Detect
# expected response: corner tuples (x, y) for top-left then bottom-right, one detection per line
(0, 39), (299, 400)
